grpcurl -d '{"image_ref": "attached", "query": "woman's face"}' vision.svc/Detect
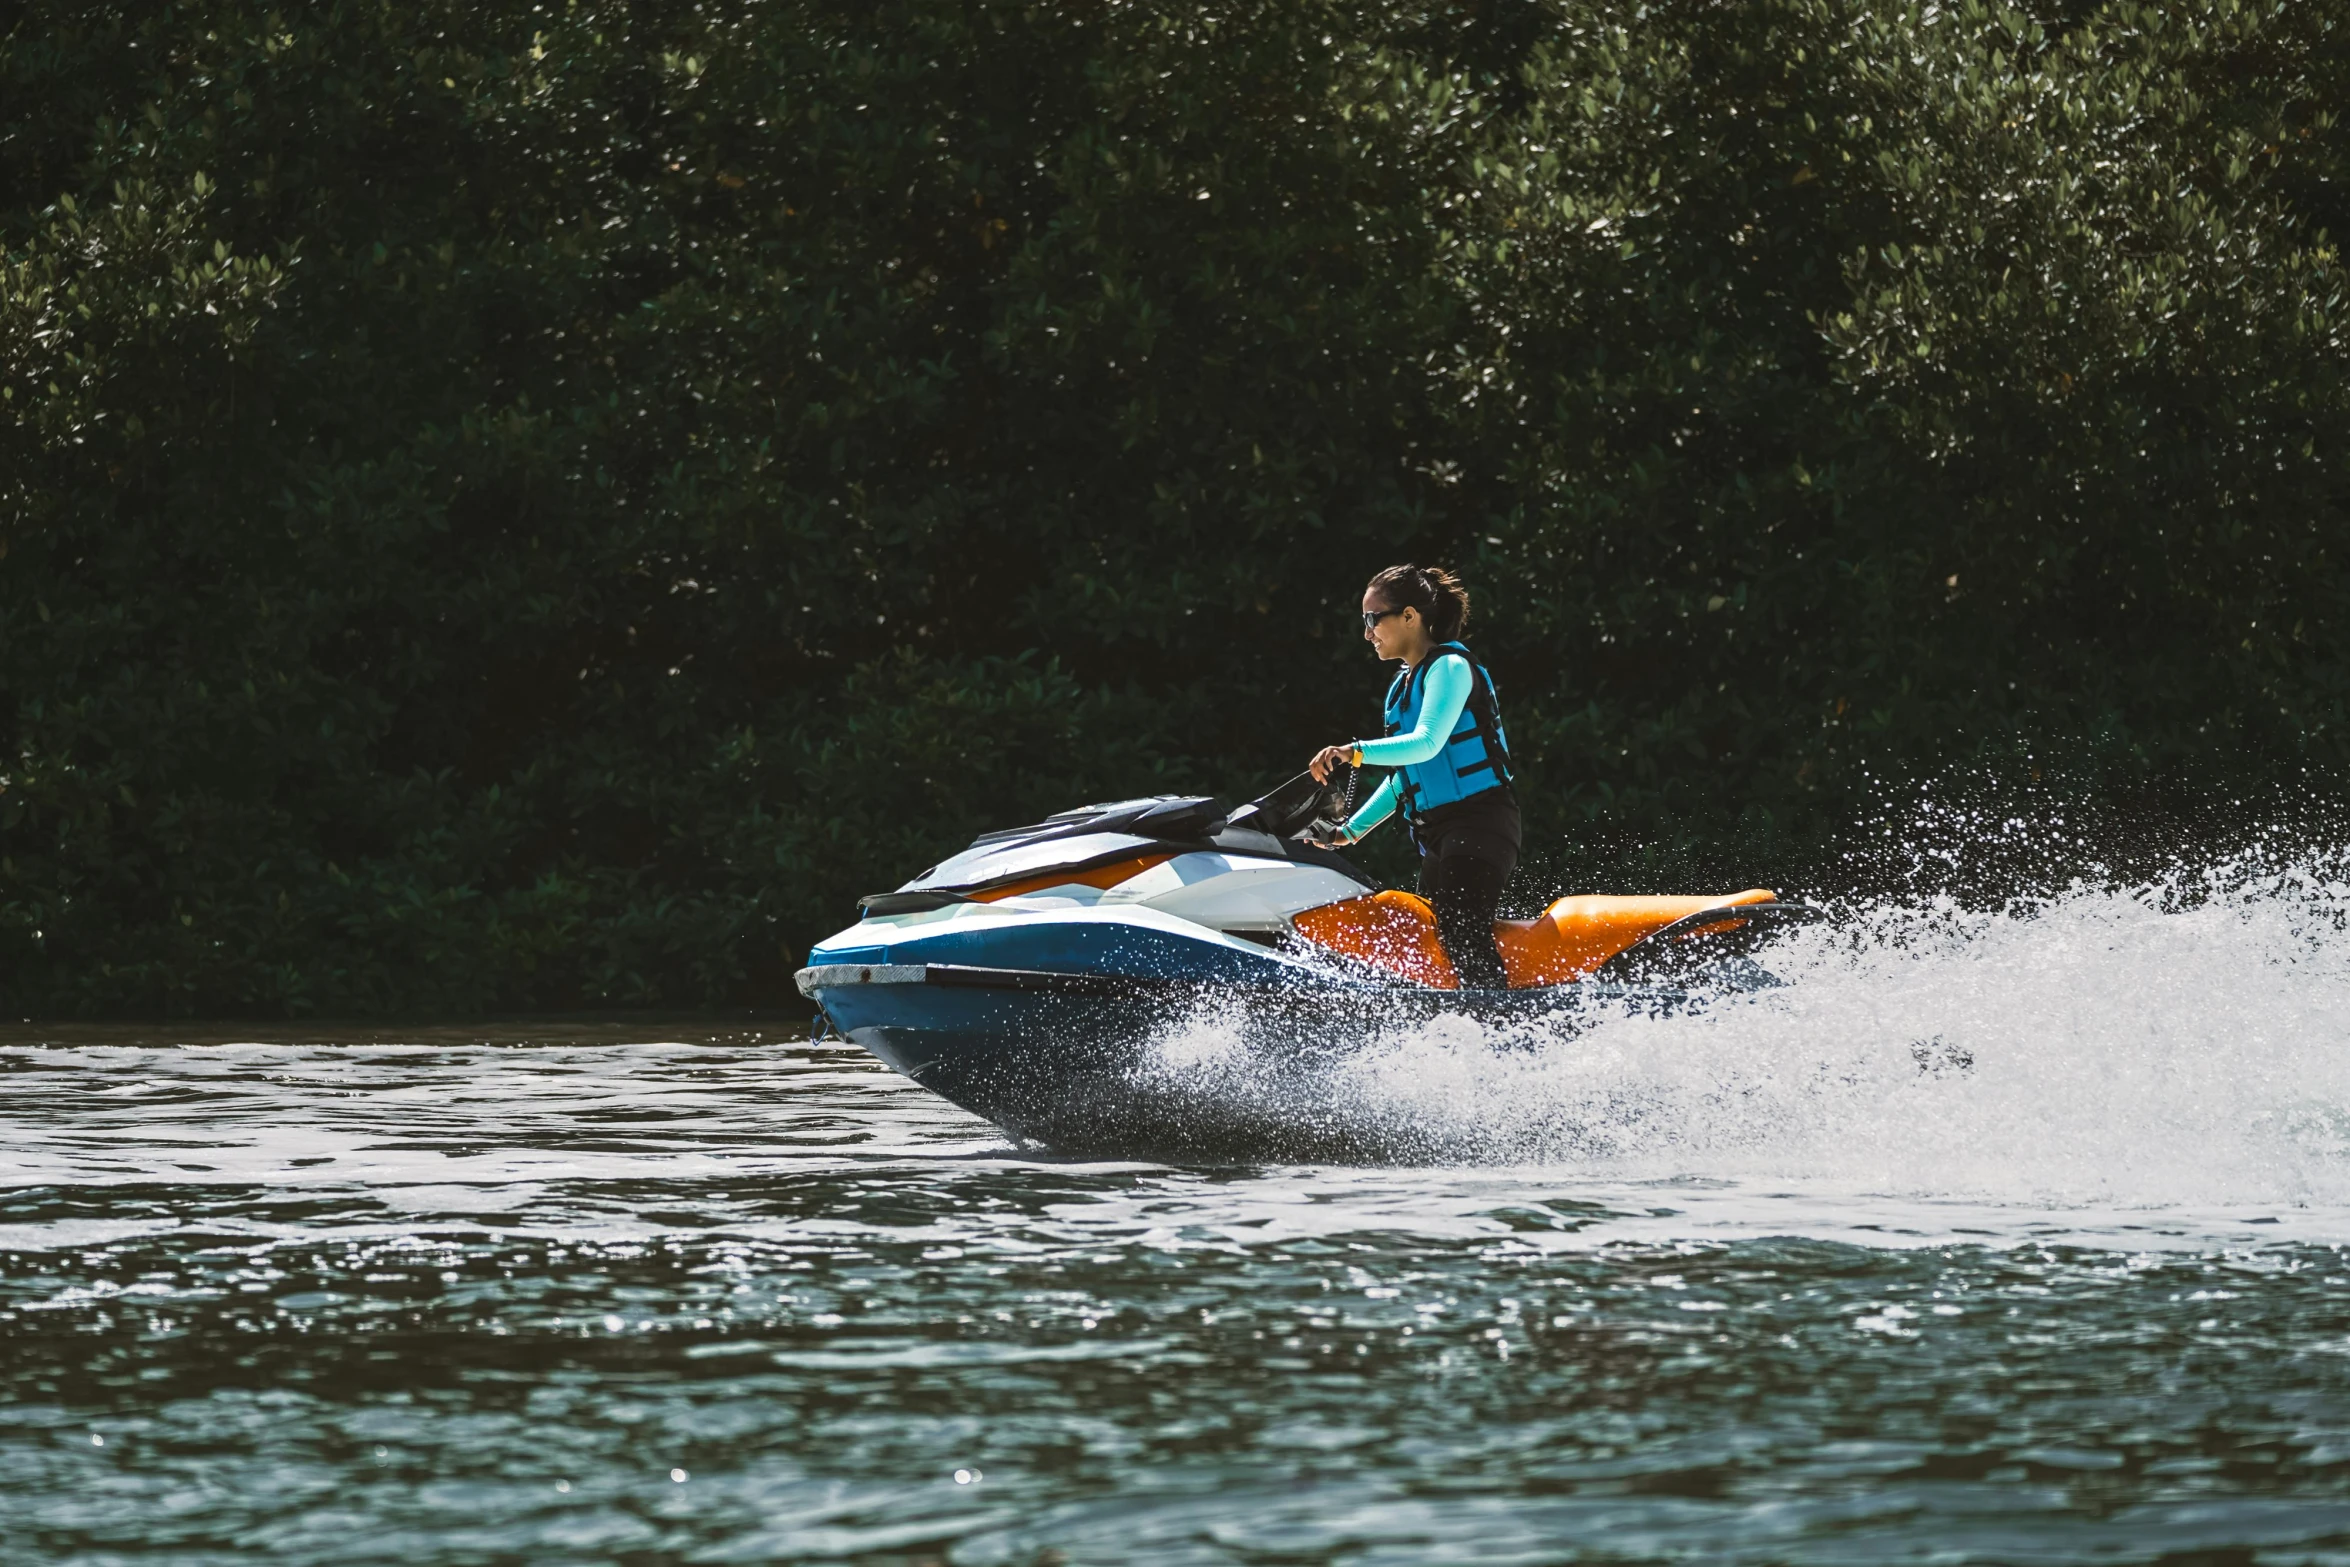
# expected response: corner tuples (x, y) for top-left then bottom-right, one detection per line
(1361, 589), (1422, 661)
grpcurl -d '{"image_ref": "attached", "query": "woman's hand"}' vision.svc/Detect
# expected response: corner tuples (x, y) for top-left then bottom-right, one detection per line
(1308, 743), (1355, 784)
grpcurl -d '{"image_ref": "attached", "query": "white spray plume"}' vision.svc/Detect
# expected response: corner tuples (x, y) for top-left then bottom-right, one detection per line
(1138, 851), (2350, 1208)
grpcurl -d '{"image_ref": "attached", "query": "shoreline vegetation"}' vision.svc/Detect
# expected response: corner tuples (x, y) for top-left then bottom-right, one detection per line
(5, 1), (2346, 1016)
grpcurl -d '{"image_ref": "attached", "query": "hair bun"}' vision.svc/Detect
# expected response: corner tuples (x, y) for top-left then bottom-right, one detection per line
(1366, 563), (1472, 642)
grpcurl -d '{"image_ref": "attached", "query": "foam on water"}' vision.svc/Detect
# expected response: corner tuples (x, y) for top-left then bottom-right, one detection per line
(1140, 852), (2350, 1211)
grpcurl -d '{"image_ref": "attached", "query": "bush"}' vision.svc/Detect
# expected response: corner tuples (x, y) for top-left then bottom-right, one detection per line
(3, 1), (2344, 1013)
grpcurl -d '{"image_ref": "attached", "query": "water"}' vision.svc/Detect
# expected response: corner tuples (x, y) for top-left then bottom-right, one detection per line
(9, 867), (2350, 1563)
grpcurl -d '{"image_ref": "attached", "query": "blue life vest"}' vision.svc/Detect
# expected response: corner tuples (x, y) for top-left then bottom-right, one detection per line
(1382, 642), (1513, 821)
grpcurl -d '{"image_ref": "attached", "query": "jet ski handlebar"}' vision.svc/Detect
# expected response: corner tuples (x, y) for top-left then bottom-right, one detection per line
(1229, 763), (1358, 842)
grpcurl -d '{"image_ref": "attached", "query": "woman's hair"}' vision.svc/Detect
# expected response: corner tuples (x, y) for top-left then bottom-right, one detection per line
(1366, 563), (1471, 642)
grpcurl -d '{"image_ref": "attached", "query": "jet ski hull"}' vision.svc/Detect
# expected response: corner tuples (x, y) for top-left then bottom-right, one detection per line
(800, 958), (1680, 1161)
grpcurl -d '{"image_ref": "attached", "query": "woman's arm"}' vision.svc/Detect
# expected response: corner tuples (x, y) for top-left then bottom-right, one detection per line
(1336, 772), (1402, 843)
(1352, 655), (1471, 769)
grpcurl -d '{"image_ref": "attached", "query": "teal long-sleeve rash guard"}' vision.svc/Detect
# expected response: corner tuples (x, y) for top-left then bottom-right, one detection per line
(1338, 652), (1474, 842)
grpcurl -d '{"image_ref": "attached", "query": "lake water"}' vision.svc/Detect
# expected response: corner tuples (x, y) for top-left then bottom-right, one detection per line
(8, 869), (2350, 1563)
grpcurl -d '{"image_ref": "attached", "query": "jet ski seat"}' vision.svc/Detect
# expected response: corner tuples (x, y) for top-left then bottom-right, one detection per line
(1291, 889), (1780, 990)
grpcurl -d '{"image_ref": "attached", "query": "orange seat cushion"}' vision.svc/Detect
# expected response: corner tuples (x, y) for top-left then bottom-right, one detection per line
(1494, 891), (1777, 986)
(1292, 889), (1777, 989)
(1291, 889), (1461, 987)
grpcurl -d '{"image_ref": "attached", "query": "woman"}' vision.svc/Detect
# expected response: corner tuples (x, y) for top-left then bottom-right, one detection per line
(1309, 564), (1521, 990)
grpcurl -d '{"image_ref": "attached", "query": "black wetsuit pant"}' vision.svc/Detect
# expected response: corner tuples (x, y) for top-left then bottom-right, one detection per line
(1414, 789), (1522, 991)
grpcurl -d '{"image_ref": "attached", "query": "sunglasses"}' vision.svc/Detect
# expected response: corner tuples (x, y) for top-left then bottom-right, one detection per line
(1360, 606), (1407, 629)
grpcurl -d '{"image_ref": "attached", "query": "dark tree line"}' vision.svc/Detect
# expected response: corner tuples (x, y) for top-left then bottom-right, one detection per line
(4, 0), (2346, 1014)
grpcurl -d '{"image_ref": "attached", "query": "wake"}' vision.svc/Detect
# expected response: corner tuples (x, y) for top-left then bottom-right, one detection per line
(1135, 852), (2350, 1205)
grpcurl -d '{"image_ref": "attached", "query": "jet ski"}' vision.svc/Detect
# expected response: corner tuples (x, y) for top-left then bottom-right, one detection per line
(796, 769), (1813, 1158)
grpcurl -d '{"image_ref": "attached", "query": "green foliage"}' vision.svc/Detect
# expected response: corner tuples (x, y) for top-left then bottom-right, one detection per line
(3, 1), (2345, 1013)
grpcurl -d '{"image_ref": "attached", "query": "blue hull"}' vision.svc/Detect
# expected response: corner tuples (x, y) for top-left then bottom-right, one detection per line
(804, 911), (1332, 1155)
(803, 959), (1646, 1161)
